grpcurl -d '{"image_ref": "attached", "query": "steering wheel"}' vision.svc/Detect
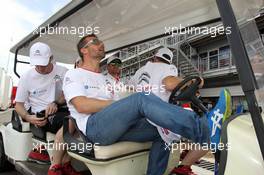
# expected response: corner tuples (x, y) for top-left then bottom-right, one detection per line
(169, 76), (208, 113)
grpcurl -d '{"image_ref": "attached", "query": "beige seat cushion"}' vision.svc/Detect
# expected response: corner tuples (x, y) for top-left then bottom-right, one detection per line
(94, 141), (152, 160)
(15, 114), (30, 132)
(21, 121), (30, 132)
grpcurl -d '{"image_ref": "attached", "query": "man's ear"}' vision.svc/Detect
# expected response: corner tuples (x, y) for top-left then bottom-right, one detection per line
(80, 47), (88, 56)
(49, 56), (54, 63)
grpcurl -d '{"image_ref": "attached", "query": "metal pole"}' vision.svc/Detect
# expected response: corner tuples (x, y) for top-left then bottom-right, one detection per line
(216, 0), (264, 160)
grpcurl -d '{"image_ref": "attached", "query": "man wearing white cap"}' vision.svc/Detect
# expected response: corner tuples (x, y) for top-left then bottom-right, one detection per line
(130, 47), (207, 175)
(105, 56), (124, 100)
(15, 42), (68, 164)
(130, 47), (182, 142)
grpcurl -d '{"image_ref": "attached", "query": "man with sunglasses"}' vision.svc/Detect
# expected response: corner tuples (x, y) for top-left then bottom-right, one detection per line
(62, 34), (210, 175)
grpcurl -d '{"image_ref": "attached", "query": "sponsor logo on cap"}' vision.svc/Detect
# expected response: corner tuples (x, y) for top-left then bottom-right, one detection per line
(34, 50), (41, 56)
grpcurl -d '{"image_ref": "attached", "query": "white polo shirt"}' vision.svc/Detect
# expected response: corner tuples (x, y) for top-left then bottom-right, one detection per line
(130, 61), (181, 144)
(105, 73), (126, 100)
(130, 61), (178, 101)
(63, 68), (112, 134)
(15, 64), (68, 113)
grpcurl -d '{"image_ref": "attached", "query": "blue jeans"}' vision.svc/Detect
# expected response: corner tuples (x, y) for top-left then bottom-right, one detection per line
(86, 93), (209, 175)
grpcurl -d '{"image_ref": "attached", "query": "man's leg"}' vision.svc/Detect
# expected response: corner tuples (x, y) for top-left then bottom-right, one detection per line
(118, 119), (170, 175)
(51, 127), (68, 164)
(180, 149), (208, 166)
(48, 114), (80, 175)
(86, 92), (208, 175)
(86, 92), (209, 145)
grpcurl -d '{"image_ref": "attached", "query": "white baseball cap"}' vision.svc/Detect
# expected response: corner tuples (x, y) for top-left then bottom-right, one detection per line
(155, 47), (173, 64)
(29, 42), (52, 66)
(107, 56), (122, 64)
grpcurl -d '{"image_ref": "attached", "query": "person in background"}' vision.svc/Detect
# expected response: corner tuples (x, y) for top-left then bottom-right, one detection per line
(105, 56), (124, 100)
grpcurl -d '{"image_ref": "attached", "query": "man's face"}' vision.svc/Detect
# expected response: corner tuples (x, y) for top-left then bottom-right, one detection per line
(35, 64), (51, 74)
(107, 61), (121, 75)
(82, 36), (105, 60)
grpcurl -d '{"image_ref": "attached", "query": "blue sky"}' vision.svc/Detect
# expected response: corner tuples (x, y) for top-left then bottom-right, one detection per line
(0, 0), (71, 83)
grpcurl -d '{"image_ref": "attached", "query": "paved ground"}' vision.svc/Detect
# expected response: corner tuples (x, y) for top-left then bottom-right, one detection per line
(0, 171), (21, 175)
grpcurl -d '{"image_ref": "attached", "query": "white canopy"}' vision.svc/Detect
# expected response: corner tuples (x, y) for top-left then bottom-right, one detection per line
(10, 0), (263, 64)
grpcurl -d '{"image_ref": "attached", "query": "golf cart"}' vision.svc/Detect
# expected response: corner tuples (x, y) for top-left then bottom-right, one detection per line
(1, 0), (264, 175)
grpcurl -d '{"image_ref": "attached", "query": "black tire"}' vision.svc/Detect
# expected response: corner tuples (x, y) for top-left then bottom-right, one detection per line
(0, 134), (14, 172)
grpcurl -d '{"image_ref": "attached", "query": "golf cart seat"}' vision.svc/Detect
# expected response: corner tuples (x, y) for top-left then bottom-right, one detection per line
(11, 110), (55, 141)
(63, 117), (179, 175)
(30, 124), (54, 142)
(11, 110), (30, 132)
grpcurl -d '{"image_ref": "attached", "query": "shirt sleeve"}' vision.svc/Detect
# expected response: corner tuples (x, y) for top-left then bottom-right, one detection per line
(15, 75), (29, 103)
(160, 64), (178, 80)
(128, 74), (137, 87)
(63, 71), (87, 103)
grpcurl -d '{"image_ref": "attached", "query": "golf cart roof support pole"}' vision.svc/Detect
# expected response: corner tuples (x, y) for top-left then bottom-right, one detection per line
(216, 0), (264, 160)
(12, 0), (93, 78)
(14, 48), (20, 78)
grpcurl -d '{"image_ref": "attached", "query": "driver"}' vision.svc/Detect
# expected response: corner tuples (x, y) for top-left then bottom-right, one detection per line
(129, 47), (208, 175)
(62, 34), (209, 175)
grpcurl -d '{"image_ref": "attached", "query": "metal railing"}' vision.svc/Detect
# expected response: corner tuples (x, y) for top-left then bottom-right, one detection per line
(119, 31), (236, 79)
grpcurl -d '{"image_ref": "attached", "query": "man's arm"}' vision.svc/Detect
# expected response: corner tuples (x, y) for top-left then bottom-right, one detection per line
(15, 102), (30, 121)
(45, 92), (66, 117)
(162, 76), (204, 92)
(15, 102), (47, 126)
(70, 96), (113, 114)
(162, 76), (183, 91)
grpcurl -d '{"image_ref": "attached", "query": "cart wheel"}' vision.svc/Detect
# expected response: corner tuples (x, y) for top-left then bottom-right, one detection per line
(0, 134), (14, 172)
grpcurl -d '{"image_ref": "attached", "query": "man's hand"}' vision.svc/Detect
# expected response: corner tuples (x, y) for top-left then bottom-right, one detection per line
(45, 102), (58, 118)
(198, 77), (204, 88)
(26, 114), (47, 127)
(186, 77), (204, 89)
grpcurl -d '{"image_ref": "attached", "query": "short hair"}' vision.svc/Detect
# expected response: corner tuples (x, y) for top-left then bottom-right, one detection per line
(77, 33), (97, 60)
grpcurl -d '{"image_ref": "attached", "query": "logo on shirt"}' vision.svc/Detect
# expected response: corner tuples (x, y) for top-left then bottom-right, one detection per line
(138, 72), (151, 84)
(84, 85), (100, 90)
(54, 75), (62, 81)
(65, 77), (73, 85)
(30, 89), (47, 96)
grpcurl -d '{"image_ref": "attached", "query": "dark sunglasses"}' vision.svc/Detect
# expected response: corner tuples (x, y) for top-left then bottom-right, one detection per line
(82, 38), (102, 48)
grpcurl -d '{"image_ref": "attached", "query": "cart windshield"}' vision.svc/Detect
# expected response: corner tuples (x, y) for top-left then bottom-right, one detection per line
(228, 1), (264, 112)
